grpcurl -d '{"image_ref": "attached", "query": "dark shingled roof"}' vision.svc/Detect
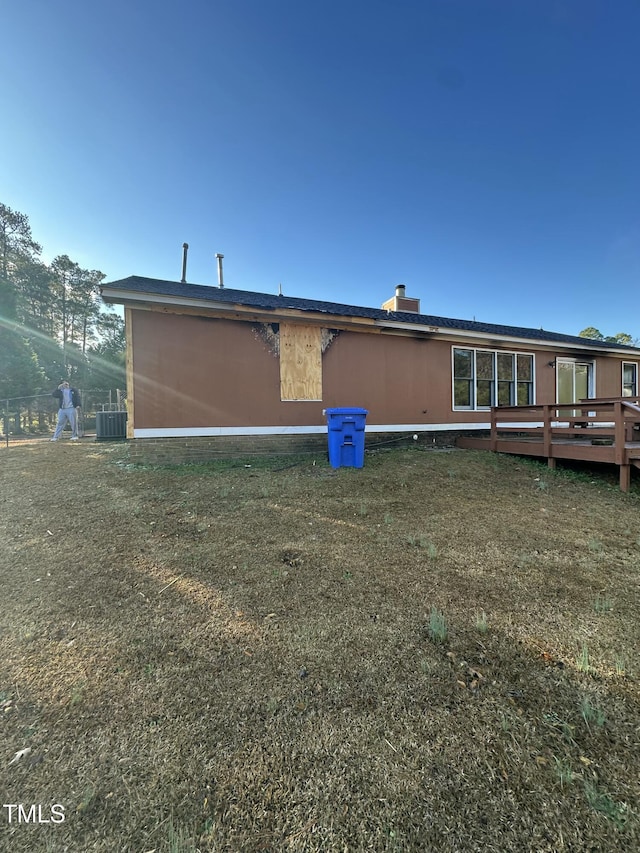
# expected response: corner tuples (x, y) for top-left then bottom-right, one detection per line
(101, 275), (638, 352)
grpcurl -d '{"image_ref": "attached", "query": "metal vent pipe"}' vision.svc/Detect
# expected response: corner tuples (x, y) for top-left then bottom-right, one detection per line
(181, 243), (189, 283)
(216, 253), (224, 288)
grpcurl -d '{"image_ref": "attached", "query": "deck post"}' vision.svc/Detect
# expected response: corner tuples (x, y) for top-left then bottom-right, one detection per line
(620, 464), (630, 493)
(543, 404), (552, 463)
(614, 402), (625, 466)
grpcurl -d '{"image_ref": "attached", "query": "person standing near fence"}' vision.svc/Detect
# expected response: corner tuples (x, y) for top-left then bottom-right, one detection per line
(51, 381), (81, 441)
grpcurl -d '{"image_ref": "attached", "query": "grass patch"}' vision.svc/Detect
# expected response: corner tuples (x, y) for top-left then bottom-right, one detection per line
(427, 607), (448, 644)
(406, 535), (437, 558)
(588, 538), (604, 554)
(166, 816), (198, 852)
(0, 444), (638, 851)
(475, 610), (489, 634)
(593, 592), (613, 613)
(553, 757), (574, 789)
(584, 781), (629, 829)
(580, 696), (606, 730)
(576, 643), (592, 673)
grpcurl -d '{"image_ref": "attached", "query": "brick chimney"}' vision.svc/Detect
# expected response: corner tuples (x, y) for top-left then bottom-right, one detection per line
(382, 284), (420, 313)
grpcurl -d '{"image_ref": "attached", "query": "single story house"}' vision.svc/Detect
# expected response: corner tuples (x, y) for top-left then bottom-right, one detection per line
(100, 276), (640, 444)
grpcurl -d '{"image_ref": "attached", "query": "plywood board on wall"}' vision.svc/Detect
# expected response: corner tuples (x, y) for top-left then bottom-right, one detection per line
(280, 323), (323, 401)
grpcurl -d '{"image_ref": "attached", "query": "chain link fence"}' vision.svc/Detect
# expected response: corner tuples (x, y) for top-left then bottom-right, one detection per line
(1, 389), (127, 446)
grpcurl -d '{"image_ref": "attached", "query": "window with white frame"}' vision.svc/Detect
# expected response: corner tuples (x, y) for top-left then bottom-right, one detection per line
(622, 362), (638, 397)
(453, 347), (534, 410)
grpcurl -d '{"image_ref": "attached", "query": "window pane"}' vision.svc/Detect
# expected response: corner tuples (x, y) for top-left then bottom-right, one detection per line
(454, 349), (473, 378)
(497, 353), (514, 380)
(517, 354), (533, 381)
(497, 381), (512, 406)
(476, 351), (494, 380)
(517, 382), (533, 405)
(477, 380), (493, 408)
(575, 364), (589, 401)
(623, 363), (637, 396)
(454, 379), (472, 408)
(557, 362), (574, 405)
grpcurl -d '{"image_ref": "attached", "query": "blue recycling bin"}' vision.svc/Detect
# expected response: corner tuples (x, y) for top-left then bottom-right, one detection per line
(325, 407), (368, 468)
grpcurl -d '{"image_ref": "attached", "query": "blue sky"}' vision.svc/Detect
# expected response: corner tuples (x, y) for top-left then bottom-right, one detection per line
(2, 0), (639, 336)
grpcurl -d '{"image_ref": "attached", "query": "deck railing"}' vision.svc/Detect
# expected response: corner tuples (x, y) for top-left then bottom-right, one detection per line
(490, 396), (640, 463)
(450, 396), (640, 490)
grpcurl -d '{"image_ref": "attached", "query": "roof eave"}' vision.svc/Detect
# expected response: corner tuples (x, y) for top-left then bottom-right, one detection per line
(100, 287), (379, 329)
(100, 286), (640, 356)
(375, 319), (640, 355)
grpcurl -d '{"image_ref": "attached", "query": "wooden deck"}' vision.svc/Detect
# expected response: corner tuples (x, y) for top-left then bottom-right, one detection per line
(457, 396), (640, 491)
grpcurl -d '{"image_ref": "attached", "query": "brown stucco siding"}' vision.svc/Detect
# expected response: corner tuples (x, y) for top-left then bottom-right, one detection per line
(595, 357), (627, 398)
(535, 352), (556, 404)
(128, 308), (636, 431)
(322, 332), (481, 423)
(131, 310), (323, 428)
(323, 332), (431, 422)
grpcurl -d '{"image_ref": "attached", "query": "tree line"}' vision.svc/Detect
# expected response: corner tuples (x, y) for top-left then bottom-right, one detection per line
(0, 202), (125, 400)
(578, 327), (637, 346)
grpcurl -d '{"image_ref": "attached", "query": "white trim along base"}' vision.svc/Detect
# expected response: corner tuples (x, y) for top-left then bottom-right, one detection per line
(131, 422), (535, 439)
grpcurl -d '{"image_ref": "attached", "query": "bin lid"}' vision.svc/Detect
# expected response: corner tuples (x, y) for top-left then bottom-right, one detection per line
(324, 407), (368, 416)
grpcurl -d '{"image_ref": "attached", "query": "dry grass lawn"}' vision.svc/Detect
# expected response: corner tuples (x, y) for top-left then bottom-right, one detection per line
(1, 440), (639, 852)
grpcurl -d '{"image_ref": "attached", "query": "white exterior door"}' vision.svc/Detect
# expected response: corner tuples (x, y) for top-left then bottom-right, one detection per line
(557, 359), (593, 414)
